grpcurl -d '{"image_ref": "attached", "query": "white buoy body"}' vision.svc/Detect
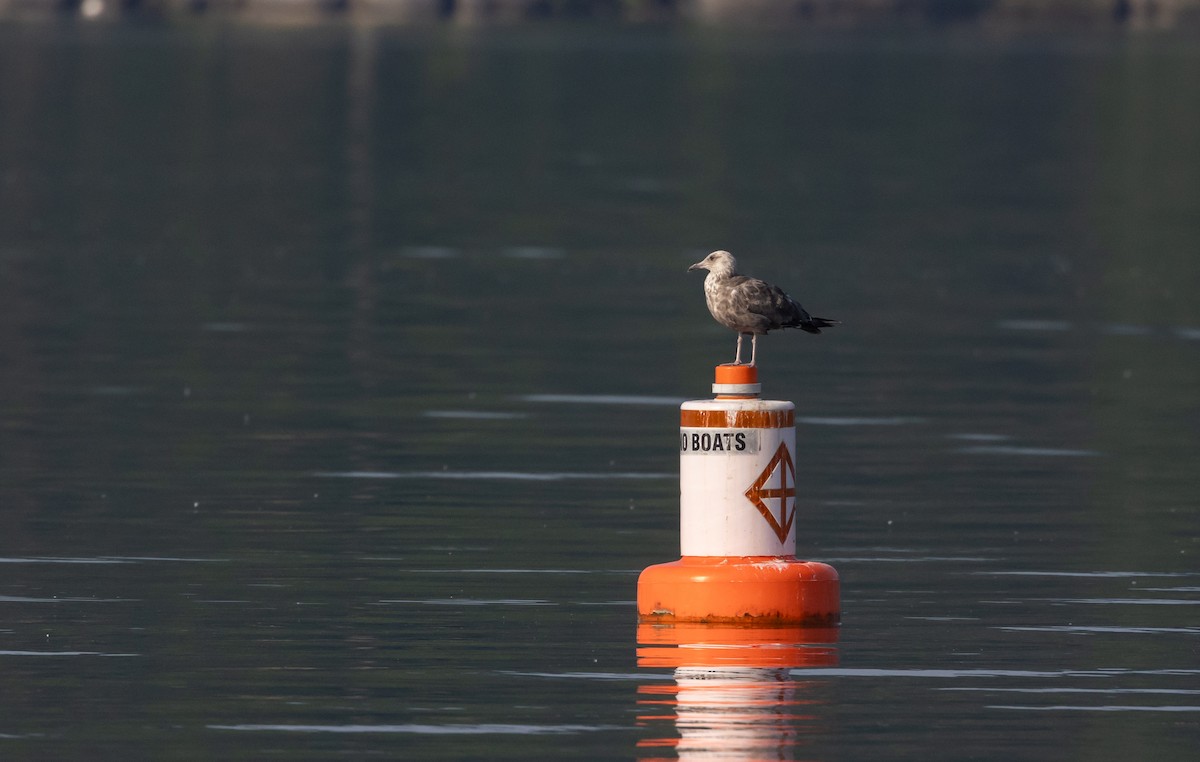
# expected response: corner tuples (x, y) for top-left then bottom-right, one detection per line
(679, 399), (796, 557)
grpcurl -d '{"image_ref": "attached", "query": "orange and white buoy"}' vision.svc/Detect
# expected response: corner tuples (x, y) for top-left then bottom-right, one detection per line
(637, 364), (839, 625)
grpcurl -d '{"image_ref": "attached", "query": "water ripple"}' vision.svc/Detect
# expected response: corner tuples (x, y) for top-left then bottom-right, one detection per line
(825, 556), (990, 563)
(978, 571), (1199, 579)
(503, 670), (664, 681)
(502, 246), (565, 259)
(990, 704), (1200, 713)
(1000, 625), (1200, 634)
(1, 650), (139, 657)
(0, 557), (131, 565)
(210, 723), (618, 734)
(999, 319), (1073, 331)
(947, 433), (1011, 442)
(315, 470), (672, 482)
(424, 410), (528, 420)
(1050, 597), (1199, 606)
(788, 668), (1200, 678)
(380, 568), (598, 574)
(520, 393), (685, 406)
(797, 416), (925, 426)
(0, 556), (225, 565)
(379, 598), (554, 607)
(0, 596), (133, 603)
(1000, 319), (1200, 343)
(400, 246), (458, 259)
(955, 445), (1101, 457)
(943, 687), (1200, 695)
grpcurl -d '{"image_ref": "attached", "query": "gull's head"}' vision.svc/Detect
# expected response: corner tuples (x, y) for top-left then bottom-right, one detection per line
(687, 250), (737, 276)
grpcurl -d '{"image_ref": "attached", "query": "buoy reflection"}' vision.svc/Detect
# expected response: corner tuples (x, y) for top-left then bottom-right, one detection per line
(636, 623), (837, 760)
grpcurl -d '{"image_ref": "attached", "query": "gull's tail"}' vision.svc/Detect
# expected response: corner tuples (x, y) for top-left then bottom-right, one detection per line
(798, 316), (839, 335)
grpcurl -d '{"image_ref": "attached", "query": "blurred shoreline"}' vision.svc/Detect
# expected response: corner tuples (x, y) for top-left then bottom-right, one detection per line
(2, 0), (1198, 31)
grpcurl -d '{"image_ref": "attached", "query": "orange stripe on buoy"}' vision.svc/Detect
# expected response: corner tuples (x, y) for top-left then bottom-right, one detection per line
(679, 408), (794, 428)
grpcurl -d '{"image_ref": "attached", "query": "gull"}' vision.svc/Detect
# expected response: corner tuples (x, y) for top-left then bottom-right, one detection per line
(688, 250), (838, 366)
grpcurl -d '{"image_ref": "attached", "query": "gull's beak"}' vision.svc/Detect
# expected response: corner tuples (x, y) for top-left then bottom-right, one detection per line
(687, 261), (705, 272)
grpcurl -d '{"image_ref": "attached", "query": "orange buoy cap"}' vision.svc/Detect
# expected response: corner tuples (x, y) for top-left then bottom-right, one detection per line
(712, 363), (760, 397)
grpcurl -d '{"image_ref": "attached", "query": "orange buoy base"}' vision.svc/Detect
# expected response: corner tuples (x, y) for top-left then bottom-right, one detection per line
(637, 556), (840, 626)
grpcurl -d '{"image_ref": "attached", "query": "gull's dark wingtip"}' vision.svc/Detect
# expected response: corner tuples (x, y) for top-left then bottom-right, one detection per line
(799, 317), (840, 334)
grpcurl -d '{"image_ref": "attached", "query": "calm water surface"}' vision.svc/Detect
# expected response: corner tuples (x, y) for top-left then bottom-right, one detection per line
(1, 20), (1198, 760)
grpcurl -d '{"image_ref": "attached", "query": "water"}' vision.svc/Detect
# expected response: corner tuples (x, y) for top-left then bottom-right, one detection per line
(2, 19), (1199, 760)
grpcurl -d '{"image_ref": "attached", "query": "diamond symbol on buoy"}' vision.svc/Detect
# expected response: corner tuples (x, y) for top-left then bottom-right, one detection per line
(744, 442), (796, 544)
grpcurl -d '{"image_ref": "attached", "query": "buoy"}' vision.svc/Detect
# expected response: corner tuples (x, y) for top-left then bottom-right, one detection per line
(637, 364), (840, 625)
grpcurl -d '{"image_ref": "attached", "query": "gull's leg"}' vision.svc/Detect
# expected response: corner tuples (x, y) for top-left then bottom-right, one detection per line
(733, 334), (744, 365)
(750, 334), (758, 366)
